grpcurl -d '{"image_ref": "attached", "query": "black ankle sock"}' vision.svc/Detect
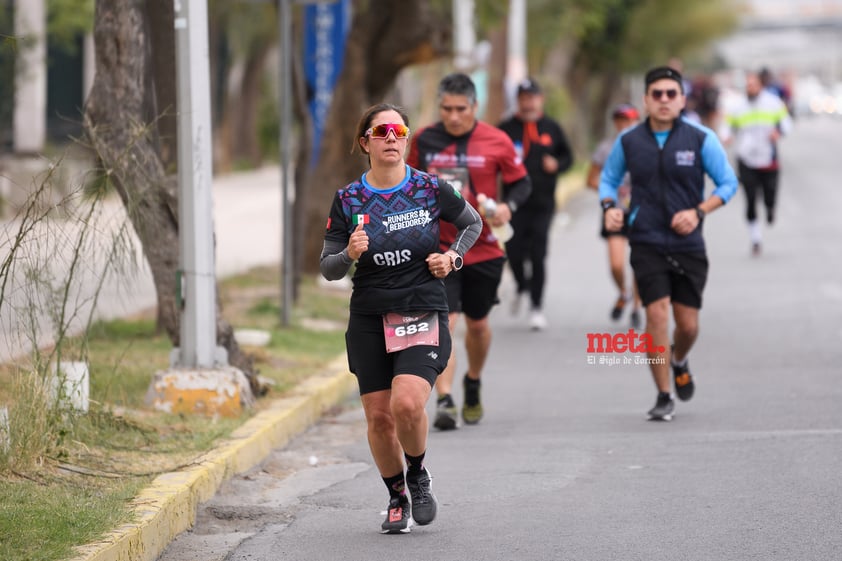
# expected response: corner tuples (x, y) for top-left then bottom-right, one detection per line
(437, 394), (454, 407)
(658, 391), (671, 400)
(383, 472), (405, 499)
(464, 376), (480, 406)
(404, 451), (426, 474)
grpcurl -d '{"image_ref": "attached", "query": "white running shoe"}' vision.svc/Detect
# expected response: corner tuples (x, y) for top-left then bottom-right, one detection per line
(529, 310), (547, 331)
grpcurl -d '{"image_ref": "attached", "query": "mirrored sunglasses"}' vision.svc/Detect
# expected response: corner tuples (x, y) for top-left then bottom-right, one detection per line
(651, 88), (679, 100)
(366, 123), (410, 139)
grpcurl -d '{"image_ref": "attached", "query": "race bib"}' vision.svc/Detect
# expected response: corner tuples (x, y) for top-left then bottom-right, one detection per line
(383, 311), (440, 353)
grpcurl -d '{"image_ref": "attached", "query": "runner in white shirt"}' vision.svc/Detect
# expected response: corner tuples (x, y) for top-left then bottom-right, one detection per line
(720, 71), (792, 256)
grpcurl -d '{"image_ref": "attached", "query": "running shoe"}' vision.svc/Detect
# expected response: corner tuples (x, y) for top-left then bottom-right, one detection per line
(630, 309), (642, 330)
(462, 375), (483, 425)
(529, 309), (547, 331)
(406, 468), (438, 525)
(672, 360), (695, 402)
(610, 295), (627, 320)
(647, 392), (675, 421)
(433, 395), (458, 431)
(381, 494), (412, 534)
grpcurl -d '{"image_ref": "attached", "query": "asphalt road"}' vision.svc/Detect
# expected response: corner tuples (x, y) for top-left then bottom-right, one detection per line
(158, 116), (841, 561)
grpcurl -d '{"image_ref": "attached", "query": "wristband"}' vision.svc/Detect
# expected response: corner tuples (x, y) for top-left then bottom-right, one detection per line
(601, 200), (616, 212)
(695, 207), (706, 221)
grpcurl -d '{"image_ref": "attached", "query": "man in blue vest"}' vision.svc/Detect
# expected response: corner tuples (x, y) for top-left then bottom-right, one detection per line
(598, 66), (738, 421)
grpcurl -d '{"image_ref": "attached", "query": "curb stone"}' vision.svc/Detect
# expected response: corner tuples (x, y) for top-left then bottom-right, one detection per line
(68, 357), (356, 561)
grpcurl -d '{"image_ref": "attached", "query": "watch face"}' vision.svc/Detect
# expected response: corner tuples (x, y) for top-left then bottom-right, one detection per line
(452, 255), (463, 270)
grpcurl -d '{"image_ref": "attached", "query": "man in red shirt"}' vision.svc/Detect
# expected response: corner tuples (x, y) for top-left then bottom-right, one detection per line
(408, 73), (531, 429)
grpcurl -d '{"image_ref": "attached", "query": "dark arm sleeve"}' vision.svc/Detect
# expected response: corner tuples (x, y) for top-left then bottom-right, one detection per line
(320, 240), (353, 281)
(501, 175), (532, 210)
(439, 180), (482, 256)
(319, 192), (354, 281)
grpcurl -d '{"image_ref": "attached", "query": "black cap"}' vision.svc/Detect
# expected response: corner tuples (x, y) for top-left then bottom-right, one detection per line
(644, 66), (683, 92)
(516, 78), (542, 95)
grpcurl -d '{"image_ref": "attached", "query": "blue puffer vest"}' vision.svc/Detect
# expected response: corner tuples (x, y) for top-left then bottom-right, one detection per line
(622, 118), (707, 253)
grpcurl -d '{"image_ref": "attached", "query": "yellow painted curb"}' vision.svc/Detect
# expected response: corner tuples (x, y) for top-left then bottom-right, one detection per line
(69, 357), (356, 561)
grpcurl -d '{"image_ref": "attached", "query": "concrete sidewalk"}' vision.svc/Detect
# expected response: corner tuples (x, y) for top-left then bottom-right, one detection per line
(0, 166), (283, 363)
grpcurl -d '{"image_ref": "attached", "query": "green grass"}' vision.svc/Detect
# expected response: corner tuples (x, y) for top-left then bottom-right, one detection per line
(0, 477), (146, 561)
(0, 267), (350, 561)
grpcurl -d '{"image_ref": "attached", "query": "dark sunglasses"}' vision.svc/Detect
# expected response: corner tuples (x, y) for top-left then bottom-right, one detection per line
(365, 123), (410, 139)
(650, 88), (679, 101)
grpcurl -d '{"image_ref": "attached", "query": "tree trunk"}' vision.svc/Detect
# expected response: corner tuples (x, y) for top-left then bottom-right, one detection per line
(566, 55), (594, 156)
(231, 42), (272, 167)
(484, 23), (508, 125)
(84, 0), (259, 393)
(292, 14), (313, 302)
(144, 0), (177, 172)
(300, 0), (450, 273)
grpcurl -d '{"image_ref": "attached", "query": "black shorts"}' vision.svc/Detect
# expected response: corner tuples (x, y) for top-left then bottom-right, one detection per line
(629, 245), (708, 309)
(345, 311), (452, 395)
(444, 257), (505, 319)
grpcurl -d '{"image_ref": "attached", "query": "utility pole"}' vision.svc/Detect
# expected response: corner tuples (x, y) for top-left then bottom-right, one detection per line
(280, 0), (349, 325)
(279, 0), (293, 327)
(147, 0), (253, 418)
(507, 0), (527, 82)
(173, 0), (223, 368)
(453, 0), (476, 71)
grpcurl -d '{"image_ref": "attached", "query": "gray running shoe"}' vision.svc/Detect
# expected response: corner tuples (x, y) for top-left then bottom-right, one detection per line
(647, 393), (675, 421)
(381, 495), (412, 534)
(406, 468), (438, 525)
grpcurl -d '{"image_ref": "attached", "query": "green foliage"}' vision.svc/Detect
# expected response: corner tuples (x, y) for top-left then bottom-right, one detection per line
(48, 0), (94, 55)
(517, 0), (738, 74)
(473, 0), (510, 35)
(258, 77), (280, 161)
(0, 7), (16, 135)
(210, 0), (276, 59)
(621, 0), (739, 69)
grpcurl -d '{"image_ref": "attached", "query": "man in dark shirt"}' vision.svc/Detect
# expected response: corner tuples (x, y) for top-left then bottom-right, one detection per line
(498, 78), (573, 330)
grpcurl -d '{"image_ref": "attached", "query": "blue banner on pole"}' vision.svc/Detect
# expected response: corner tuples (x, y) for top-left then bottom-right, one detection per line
(304, 0), (350, 167)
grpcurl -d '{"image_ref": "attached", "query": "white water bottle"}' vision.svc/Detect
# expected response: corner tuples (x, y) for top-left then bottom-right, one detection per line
(476, 194), (514, 244)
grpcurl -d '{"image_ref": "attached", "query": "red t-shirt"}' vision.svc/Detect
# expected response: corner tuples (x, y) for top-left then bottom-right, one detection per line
(407, 121), (527, 265)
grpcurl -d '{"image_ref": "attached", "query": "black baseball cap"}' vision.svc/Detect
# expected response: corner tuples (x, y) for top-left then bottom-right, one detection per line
(516, 78), (542, 95)
(644, 66), (684, 92)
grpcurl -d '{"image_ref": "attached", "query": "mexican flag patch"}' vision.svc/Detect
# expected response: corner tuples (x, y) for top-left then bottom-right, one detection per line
(353, 214), (370, 225)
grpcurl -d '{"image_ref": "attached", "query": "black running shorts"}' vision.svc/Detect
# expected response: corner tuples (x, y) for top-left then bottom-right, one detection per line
(443, 257), (505, 319)
(629, 244), (708, 309)
(345, 311), (451, 395)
